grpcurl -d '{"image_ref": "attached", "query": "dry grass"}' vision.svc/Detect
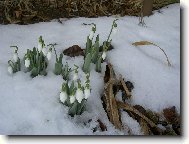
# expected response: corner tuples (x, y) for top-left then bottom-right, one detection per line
(0, 0), (179, 24)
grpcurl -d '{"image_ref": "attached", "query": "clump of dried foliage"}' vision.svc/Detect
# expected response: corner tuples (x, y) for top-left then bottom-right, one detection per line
(0, 0), (179, 24)
(101, 63), (180, 135)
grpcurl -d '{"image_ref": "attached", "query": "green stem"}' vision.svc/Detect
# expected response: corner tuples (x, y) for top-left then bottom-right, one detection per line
(53, 48), (58, 62)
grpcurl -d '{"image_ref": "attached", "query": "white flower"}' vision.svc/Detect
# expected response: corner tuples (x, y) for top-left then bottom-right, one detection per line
(84, 88), (90, 99)
(47, 51), (52, 61)
(102, 52), (106, 60)
(89, 31), (94, 40)
(38, 43), (42, 52)
(73, 73), (78, 81)
(76, 89), (84, 103)
(112, 27), (117, 35)
(8, 66), (13, 74)
(70, 95), (76, 104)
(60, 91), (68, 103)
(13, 53), (18, 62)
(42, 47), (47, 56)
(25, 58), (30, 68)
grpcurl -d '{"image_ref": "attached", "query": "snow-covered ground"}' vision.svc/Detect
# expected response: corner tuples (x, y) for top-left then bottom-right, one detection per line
(0, 4), (180, 135)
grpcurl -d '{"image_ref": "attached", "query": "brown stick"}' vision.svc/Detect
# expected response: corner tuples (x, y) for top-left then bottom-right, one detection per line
(120, 76), (132, 99)
(117, 101), (162, 134)
(103, 64), (122, 130)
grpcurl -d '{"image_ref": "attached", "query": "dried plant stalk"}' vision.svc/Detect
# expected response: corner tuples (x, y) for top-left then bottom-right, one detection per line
(132, 41), (171, 66)
(117, 101), (162, 134)
(103, 64), (122, 130)
(0, 0), (179, 24)
(119, 76), (132, 99)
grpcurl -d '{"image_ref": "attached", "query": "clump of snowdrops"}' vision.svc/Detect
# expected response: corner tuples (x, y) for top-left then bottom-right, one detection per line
(59, 67), (91, 117)
(83, 19), (118, 74)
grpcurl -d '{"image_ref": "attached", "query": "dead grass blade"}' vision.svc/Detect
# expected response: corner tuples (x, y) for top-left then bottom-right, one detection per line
(132, 41), (171, 66)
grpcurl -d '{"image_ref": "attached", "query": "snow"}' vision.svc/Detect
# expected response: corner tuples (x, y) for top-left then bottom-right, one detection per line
(0, 4), (180, 135)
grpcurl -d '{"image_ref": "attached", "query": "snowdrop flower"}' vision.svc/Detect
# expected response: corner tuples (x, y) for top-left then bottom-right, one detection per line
(76, 80), (84, 103)
(102, 51), (106, 60)
(76, 89), (84, 103)
(8, 66), (13, 74)
(13, 53), (18, 62)
(70, 95), (76, 104)
(38, 43), (42, 52)
(89, 31), (94, 40)
(60, 91), (68, 103)
(42, 47), (47, 56)
(47, 51), (52, 61)
(25, 58), (30, 68)
(84, 88), (90, 99)
(73, 73), (78, 81)
(112, 27), (117, 35)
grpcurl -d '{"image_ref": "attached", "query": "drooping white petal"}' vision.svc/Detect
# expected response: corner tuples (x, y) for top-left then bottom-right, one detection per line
(60, 91), (68, 103)
(70, 95), (76, 104)
(25, 58), (30, 68)
(76, 89), (84, 103)
(84, 89), (90, 99)
(73, 73), (78, 81)
(89, 31), (94, 40)
(112, 27), (117, 35)
(8, 66), (13, 74)
(38, 43), (42, 52)
(47, 51), (52, 61)
(102, 52), (106, 60)
(42, 47), (47, 56)
(13, 53), (18, 62)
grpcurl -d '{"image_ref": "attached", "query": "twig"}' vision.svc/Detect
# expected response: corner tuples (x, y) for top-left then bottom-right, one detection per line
(119, 76), (132, 99)
(117, 101), (162, 134)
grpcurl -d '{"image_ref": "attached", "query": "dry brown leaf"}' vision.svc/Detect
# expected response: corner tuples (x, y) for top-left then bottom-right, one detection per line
(132, 41), (153, 46)
(63, 45), (84, 57)
(103, 64), (122, 130)
(117, 101), (162, 134)
(132, 41), (171, 66)
(120, 76), (132, 99)
(140, 119), (150, 135)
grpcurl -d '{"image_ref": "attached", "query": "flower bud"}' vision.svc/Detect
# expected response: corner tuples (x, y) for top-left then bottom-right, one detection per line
(76, 89), (84, 103)
(42, 47), (47, 56)
(47, 51), (52, 61)
(112, 27), (117, 35)
(8, 66), (13, 74)
(73, 73), (78, 81)
(25, 58), (30, 68)
(60, 91), (68, 103)
(89, 31), (94, 40)
(102, 51), (106, 60)
(38, 43), (42, 52)
(70, 95), (76, 104)
(84, 88), (90, 99)
(13, 53), (18, 62)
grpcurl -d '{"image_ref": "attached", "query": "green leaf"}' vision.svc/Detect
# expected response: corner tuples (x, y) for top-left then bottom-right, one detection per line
(85, 36), (92, 56)
(91, 35), (99, 63)
(68, 101), (78, 117)
(31, 67), (38, 78)
(96, 55), (102, 73)
(54, 63), (63, 75)
(77, 100), (86, 115)
(82, 53), (91, 73)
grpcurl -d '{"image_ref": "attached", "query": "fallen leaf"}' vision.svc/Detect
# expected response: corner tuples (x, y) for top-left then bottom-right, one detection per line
(63, 45), (84, 57)
(132, 41), (153, 46)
